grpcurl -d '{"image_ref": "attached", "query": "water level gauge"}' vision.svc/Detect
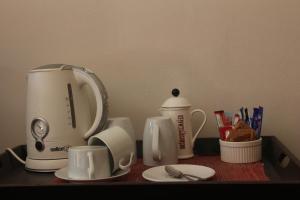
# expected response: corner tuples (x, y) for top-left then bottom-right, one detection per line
(31, 118), (49, 139)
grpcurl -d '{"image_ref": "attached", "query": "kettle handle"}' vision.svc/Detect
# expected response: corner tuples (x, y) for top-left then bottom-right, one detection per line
(191, 109), (207, 147)
(73, 67), (107, 139)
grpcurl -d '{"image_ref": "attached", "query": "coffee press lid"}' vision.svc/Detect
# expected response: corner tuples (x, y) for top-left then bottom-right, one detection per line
(161, 88), (191, 108)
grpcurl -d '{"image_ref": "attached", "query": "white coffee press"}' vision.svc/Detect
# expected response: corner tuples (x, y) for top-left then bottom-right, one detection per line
(159, 88), (207, 159)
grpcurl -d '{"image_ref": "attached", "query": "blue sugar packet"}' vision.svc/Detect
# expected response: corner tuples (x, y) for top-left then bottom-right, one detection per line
(252, 106), (263, 138)
(257, 106), (263, 138)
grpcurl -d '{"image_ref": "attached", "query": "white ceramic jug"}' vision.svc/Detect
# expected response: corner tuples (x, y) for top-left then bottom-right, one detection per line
(159, 89), (207, 159)
(143, 116), (178, 166)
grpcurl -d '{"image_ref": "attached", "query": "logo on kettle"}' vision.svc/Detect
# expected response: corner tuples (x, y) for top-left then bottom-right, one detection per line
(177, 115), (185, 149)
(50, 145), (71, 152)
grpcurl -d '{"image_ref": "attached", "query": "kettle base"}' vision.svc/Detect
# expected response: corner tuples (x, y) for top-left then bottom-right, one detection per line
(25, 157), (68, 172)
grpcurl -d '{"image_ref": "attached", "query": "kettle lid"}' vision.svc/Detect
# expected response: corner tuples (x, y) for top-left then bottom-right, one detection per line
(161, 88), (191, 108)
(30, 64), (75, 72)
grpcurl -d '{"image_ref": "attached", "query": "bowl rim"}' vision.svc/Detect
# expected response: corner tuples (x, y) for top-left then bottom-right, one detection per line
(219, 137), (262, 147)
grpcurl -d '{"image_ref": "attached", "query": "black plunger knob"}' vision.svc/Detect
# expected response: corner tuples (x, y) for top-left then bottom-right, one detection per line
(172, 88), (180, 97)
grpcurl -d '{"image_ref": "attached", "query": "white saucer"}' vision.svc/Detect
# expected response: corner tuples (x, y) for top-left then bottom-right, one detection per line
(55, 167), (130, 182)
(142, 164), (215, 182)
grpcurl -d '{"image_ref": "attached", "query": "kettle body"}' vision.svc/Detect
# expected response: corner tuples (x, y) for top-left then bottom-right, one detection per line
(160, 89), (206, 159)
(25, 64), (108, 171)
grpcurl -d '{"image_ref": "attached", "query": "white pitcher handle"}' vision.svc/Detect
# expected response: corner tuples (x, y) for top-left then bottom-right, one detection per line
(151, 123), (161, 161)
(191, 109), (207, 147)
(87, 152), (95, 179)
(119, 152), (134, 171)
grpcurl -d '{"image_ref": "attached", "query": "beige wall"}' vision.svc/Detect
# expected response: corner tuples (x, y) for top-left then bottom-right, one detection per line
(1, 0), (300, 159)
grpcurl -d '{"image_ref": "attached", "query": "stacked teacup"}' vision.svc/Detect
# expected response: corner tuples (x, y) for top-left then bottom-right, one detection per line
(66, 117), (136, 181)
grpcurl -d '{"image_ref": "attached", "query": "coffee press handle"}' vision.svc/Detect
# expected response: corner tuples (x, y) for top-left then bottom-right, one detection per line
(119, 152), (134, 171)
(152, 123), (162, 161)
(87, 152), (95, 179)
(73, 67), (105, 140)
(191, 109), (207, 147)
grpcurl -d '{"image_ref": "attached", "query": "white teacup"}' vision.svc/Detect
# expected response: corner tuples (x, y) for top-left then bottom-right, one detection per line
(88, 126), (135, 172)
(68, 146), (111, 180)
(106, 117), (136, 144)
(106, 117), (137, 162)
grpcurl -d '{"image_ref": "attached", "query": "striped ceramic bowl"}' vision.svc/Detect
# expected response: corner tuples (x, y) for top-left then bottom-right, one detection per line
(219, 137), (262, 163)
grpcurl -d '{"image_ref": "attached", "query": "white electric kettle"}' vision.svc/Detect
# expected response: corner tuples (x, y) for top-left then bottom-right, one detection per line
(159, 89), (206, 159)
(25, 64), (108, 172)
